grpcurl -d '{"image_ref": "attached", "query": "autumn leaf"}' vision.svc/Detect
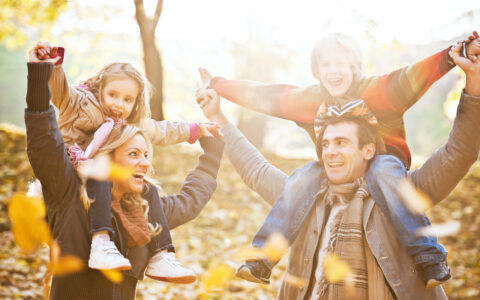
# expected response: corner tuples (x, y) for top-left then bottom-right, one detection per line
(263, 232), (289, 263)
(416, 220), (461, 237)
(283, 272), (307, 287)
(48, 241), (84, 277)
(398, 179), (432, 214)
(8, 193), (51, 253)
(100, 269), (123, 283)
(109, 162), (134, 180)
(323, 253), (352, 283)
(233, 245), (264, 261)
(201, 263), (235, 291)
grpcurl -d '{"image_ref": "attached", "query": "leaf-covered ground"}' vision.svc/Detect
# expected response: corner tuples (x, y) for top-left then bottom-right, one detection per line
(1, 126), (480, 299)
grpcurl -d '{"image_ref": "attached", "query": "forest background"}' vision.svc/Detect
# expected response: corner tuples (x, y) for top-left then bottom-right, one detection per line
(1, 0), (480, 299)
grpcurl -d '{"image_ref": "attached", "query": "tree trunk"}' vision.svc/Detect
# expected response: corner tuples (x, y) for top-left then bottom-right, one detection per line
(134, 0), (164, 120)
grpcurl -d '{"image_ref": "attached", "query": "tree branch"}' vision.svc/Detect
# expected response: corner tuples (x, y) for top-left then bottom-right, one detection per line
(134, 0), (147, 26)
(153, 0), (164, 26)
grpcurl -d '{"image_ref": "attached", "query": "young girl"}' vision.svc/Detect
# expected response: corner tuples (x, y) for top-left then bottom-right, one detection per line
(30, 41), (221, 283)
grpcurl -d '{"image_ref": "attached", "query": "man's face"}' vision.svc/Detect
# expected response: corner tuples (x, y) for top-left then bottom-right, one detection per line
(317, 49), (354, 97)
(320, 121), (374, 184)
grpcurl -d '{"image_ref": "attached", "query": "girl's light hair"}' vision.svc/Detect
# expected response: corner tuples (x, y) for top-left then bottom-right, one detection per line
(310, 33), (363, 81)
(81, 124), (160, 237)
(81, 62), (151, 124)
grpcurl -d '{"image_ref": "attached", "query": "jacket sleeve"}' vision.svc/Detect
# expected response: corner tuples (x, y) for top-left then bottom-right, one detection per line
(49, 64), (86, 115)
(160, 137), (224, 229)
(26, 107), (79, 209)
(221, 123), (287, 206)
(360, 47), (454, 120)
(408, 92), (480, 204)
(142, 118), (193, 146)
(210, 77), (322, 123)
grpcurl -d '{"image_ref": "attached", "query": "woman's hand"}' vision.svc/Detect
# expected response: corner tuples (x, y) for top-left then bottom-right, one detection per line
(28, 41), (61, 64)
(198, 122), (223, 138)
(452, 41), (480, 96)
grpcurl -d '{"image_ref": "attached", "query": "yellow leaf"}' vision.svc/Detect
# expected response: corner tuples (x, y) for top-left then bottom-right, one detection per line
(8, 193), (51, 253)
(202, 264), (235, 291)
(263, 232), (289, 263)
(49, 255), (84, 276)
(398, 179), (432, 214)
(100, 269), (124, 283)
(323, 253), (351, 283)
(110, 162), (135, 180)
(416, 220), (461, 237)
(233, 245), (265, 261)
(283, 272), (307, 287)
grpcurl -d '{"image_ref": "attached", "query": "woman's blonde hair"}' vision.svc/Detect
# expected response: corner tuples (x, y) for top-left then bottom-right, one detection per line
(81, 62), (151, 124)
(81, 124), (160, 236)
(310, 33), (363, 81)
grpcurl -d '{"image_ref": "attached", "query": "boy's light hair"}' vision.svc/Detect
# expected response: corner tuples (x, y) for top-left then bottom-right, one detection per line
(82, 62), (152, 125)
(310, 33), (363, 81)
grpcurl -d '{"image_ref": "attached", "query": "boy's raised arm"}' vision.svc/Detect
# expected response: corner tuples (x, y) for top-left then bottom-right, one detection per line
(201, 67), (322, 124)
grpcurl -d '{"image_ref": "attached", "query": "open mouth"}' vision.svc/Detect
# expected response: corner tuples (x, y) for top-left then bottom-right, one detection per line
(110, 110), (122, 118)
(327, 77), (343, 87)
(132, 172), (145, 183)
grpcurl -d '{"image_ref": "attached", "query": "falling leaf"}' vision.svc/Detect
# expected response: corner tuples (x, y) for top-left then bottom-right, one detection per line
(100, 269), (123, 283)
(8, 193), (51, 253)
(77, 155), (110, 180)
(417, 220), (461, 237)
(263, 232), (289, 263)
(201, 263), (235, 291)
(398, 179), (432, 214)
(49, 255), (84, 276)
(323, 253), (351, 283)
(48, 241), (84, 277)
(233, 245), (264, 261)
(283, 272), (307, 287)
(109, 161), (134, 180)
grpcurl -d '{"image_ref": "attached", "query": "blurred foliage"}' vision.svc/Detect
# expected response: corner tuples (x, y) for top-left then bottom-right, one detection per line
(0, 0), (68, 49)
(2, 126), (479, 298)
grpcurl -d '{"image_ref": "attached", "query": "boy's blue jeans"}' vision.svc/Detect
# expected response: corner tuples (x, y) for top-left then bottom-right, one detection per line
(252, 155), (447, 267)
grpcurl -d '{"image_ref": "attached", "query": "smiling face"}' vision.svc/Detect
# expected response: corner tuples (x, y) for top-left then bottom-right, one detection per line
(320, 121), (375, 184)
(101, 77), (140, 120)
(316, 49), (354, 97)
(111, 133), (151, 195)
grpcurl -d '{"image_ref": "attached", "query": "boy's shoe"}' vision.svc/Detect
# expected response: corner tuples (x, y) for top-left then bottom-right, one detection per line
(423, 261), (451, 289)
(88, 240), (132, 270)
(236, 259), (271, 284)
(145, 251), (196, 284)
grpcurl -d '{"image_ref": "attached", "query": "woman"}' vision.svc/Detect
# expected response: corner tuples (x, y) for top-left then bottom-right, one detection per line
(25, 61), (224, 299)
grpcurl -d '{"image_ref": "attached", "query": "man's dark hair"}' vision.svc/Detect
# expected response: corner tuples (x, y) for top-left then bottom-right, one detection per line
(315, 117), (383, 160)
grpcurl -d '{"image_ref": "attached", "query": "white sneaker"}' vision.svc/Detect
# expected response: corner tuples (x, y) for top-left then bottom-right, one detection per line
(88, 240), (132, 271)
(145, 251), (196, 284)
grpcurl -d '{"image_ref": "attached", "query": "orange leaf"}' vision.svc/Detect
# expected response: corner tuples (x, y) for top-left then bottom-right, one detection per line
(49, 255), (84, 276)
(100, 269), (124, 283)
(202, 264), (235, 291)
(323, 253), (351, 283)
(263, 232), (289, 263)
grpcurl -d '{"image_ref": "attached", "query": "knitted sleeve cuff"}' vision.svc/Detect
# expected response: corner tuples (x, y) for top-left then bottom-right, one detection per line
(26, 63), (53, 112)
(196, 137), (224, 178)
(188, 123), (199, 144)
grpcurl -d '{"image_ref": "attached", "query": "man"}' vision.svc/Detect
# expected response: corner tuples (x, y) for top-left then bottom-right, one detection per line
(196, 43), (480, 299)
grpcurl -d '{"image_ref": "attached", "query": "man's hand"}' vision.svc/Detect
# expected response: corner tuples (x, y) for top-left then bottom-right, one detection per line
(195, 87), (229, 126)
(198, 122), (223, 139)
(452, 42), (480, 96)
(28, 41), (61, 64)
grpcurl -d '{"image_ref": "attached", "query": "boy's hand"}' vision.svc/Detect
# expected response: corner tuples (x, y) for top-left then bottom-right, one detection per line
(198, 67), (214, 89)
(195, 87), (228, 126)
(452, 42), (480, 96)
(198, 122), (223, 139)
(28, 41), (61, 64)
(465, 31), (480, 62)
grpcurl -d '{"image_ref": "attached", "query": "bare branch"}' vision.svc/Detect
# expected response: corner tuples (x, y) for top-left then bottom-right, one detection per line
(153, 0), (164, 26)
(134, 0), (147, 25)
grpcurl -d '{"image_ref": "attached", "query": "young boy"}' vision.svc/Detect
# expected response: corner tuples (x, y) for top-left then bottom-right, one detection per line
(198, 31), (480, 288)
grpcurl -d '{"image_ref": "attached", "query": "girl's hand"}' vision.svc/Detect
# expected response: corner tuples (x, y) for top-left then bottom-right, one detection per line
(465, 31), (480, 63)
(198, 122), (223, 139)
(452, 42), (480, 96)
(28, 41), (61, 64)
